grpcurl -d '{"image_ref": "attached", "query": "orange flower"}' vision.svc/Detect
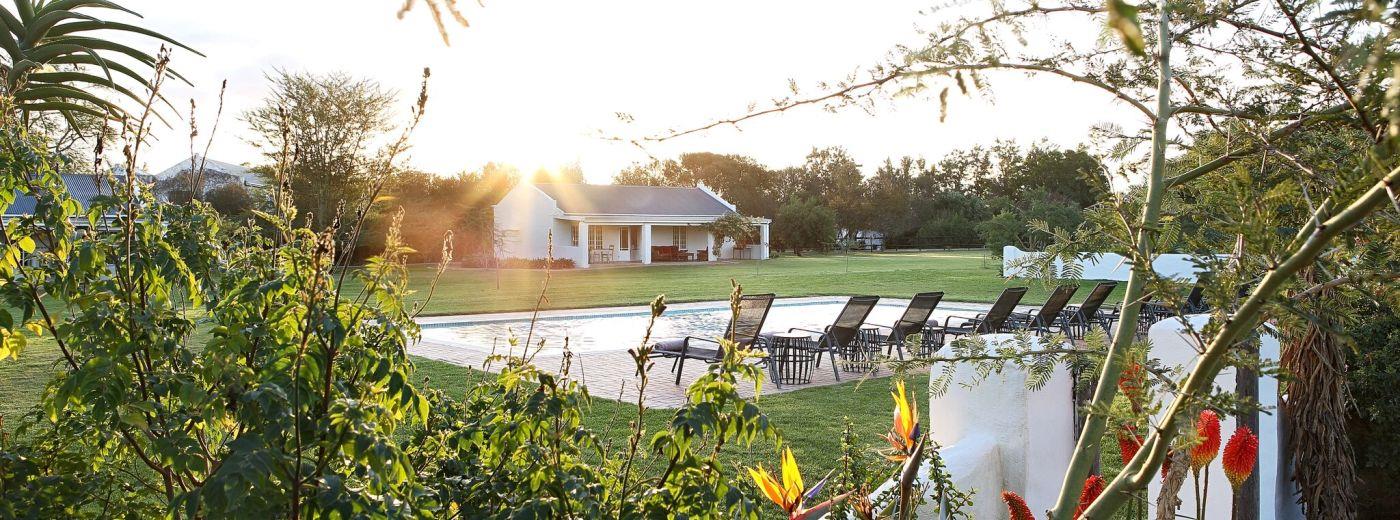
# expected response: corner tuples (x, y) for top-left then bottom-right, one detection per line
(747, 448), (847, 520)
(1222, 426), (1259, 489)
(1073, 474), (1105, 519)
(883, 380), (921, 462)
(1002, 491), (1036, 520)
(1190, 410), (1221, 470)
(1118, 361), (1146, 411)
(1116, 424), (1142, 463)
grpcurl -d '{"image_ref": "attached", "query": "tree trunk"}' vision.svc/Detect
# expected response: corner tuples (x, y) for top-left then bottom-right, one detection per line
(1281, 269), (1357, 519)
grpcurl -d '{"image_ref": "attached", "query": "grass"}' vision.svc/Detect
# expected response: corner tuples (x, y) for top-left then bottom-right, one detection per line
(396, 250), (1117, 316)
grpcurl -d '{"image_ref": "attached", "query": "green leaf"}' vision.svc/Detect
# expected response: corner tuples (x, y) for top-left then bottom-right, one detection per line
(1107, 0), (1146, 56)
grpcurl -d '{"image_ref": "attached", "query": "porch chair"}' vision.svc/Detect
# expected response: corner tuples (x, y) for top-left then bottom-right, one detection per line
(928, 287), (1028, 341)
(1007, 284), (1079, 336)
(779, 295), (880, 382)
(650, 293), (776, 385)
(865, 292), (944, 359)
(1058, 281), (1118, 340)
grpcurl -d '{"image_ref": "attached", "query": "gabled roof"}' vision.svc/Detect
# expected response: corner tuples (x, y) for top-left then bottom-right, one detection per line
(532, 183), (733, 216)
(156, 155), (255, 184)
(6, 173), (122, 216)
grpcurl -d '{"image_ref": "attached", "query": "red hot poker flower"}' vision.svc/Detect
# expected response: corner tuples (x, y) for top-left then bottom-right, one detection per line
(1117, 424), (1143, 463)
(1002, 491), (1036, 520)
(1223, 426), (1259, 489)
(1190, 410), (1221, 470)
(1073, 474), (1106, 519)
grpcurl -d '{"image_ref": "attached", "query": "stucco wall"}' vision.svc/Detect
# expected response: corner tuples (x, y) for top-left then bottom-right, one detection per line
(493, 185), (562, 261)
(1145, 316), (1298, 519)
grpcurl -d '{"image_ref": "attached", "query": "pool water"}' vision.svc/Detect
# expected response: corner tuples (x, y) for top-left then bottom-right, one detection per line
(419, 298), (993, 354)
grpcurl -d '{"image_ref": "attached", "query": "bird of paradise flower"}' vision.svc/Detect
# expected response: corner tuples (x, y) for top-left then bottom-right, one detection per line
(748, 447), (849, 519)
(883, 380), (922, 462)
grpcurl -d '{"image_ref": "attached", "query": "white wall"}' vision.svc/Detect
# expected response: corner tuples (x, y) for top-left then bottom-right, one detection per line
(493, 185), (562, 261)
(1145, 316), (1298, 519)
(1003, 245), (1218, 281)
(873, 335), (1075, 518)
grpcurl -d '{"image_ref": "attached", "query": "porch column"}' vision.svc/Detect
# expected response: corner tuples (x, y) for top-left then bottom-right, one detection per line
(577, 220), (590, 268)
(640, 224), (652, 264)
(706, 231), (717, 261)
(759, 223), (770, 260)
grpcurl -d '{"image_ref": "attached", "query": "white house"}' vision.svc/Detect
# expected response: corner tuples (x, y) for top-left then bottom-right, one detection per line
(492, 183), (770, 268)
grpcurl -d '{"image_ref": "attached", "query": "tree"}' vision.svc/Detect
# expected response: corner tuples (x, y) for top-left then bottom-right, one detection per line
(613, 158), (687, 186)
(774, 198), (836, 255)
(863, 158), (918, 240)
(244, 70), (397, 231)
(704, 212), (760, 249)
(204, 183), (256, 217)
(800, 147), (866, 232)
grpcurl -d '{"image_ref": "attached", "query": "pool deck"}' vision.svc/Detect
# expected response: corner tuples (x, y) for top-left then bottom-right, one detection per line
(411, 297), (1009, 408)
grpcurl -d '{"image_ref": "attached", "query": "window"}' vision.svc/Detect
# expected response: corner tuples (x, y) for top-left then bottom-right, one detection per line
(619, 228), (631, 251)
(569, 222), (579, 246)
(672, 227), (687, 249)
(588, 226), (603, 251)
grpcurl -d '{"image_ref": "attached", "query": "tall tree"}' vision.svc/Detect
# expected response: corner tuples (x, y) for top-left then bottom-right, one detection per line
(802, 146), (866, 231)
(244, 70), (396, 231)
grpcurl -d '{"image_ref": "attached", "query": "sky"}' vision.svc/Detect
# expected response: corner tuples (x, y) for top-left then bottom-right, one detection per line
(121, 0), (1141, 183)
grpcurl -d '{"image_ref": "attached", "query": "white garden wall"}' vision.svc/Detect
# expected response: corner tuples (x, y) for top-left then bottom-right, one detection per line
(867, 322), (1299, 518)
(1002, 245), (1217, 281)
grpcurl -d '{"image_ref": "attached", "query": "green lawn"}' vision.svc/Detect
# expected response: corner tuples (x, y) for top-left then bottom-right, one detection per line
(397, 250), (1113, 315)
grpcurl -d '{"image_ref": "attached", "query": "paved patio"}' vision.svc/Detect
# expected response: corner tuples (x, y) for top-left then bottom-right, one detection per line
(410, 297), (1011, 408)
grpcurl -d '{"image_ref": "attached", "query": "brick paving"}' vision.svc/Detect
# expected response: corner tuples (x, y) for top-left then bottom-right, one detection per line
(410, 297), (1005, 409)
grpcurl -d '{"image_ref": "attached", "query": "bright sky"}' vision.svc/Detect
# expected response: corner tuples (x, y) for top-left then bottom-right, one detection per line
(124, 0), (1140, 183)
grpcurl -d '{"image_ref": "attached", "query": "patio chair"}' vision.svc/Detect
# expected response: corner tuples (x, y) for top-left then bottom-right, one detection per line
(1058, 281), (1117, 340)
(650, 293), (776, 385)
(1008, 284), (1079, 336)
(865, 292), (944, 359)
(779, 295), (880, 382)
(928, 287), (1028, 341)
(1183, 285), (1208, 313)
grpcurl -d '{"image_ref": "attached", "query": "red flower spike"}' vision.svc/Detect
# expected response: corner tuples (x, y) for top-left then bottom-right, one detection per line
(1190, 410), (1221, 470)
(1118, 362), (1146, 410)
(1223, 426), (1259, 489)
(1116, 424), (1143, 463)
(1161, 450), (1174, 480)
(1002, 491), (1036, 520)
(1073, 474), (1106, 519)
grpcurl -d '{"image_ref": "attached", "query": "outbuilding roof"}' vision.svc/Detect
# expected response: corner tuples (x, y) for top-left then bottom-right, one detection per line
(532, 183), (733, 216)
(5, 173), (121, 216)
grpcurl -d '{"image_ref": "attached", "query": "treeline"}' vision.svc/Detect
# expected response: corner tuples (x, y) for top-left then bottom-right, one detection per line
(614, 141), (1104, 253)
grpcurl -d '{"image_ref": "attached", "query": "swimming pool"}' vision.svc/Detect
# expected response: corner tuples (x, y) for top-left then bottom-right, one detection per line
(418, 297), (998, 355)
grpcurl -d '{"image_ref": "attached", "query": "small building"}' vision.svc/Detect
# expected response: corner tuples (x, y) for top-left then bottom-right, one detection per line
(493, 183), (770, 268)
(153, 155), (258, 201)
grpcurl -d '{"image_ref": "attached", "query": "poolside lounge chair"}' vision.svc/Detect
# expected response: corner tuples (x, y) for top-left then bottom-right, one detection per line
(1112, 284), (1206, 329)
(1058, 281), (1118, 340)
(1008, 284), (1079, 336)
(780, 295), (880, 382)
(865, 292), (944, 359)
(650, 293), (776, 385)
(928, 287), (1028, 341)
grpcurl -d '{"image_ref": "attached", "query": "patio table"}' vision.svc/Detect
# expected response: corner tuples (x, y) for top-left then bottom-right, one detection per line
(767, 332), (817, 386)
